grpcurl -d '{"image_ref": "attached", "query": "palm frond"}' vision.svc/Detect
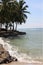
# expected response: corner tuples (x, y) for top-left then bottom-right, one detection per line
(19, 0), (26, 6)
(23, 14), (27, 19)
(23, 11), (30, 14)
(19, 0), (26, 9)
(22, 5), (28, 10)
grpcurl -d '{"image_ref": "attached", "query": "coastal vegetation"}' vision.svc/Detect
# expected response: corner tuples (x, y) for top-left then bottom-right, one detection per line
(0, 1), (30, 63)
(0, 0), (30, 37)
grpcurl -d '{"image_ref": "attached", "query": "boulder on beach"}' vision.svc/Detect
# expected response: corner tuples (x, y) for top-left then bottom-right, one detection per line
(0, 44), (18, 64)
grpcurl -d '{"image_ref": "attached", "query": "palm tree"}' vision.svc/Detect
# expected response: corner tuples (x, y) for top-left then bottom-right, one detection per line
(0, 0), (17, 31)
(0, 11), (2, 28)
(0, 0), (30, 31)
(8, 0), (18, 31)
(0, 2), (3, 28)
(1, 0), (10, 30)
(14, 0), (30, 30)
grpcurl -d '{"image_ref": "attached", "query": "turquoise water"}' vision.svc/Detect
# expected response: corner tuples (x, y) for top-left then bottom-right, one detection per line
(8, 28), (43, 62)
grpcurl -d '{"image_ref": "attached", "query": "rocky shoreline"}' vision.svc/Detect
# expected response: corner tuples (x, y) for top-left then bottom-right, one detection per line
(0, 29), (26, 38)
(0, 44), (18, 64)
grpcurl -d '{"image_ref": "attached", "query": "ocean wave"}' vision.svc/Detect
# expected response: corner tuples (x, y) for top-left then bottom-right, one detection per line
(0, 37), (43, 63)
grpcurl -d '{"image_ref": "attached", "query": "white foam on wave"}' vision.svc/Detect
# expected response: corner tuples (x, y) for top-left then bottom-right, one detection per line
(0, 37), (42, 64)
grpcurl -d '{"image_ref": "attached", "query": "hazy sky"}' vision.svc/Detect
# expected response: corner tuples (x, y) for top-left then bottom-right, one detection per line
(18, 0), (43, 28)
(0, 0), (43, 28)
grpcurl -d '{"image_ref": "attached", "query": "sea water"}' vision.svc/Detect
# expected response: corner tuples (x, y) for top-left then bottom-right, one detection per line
(0, 28), (43, 63)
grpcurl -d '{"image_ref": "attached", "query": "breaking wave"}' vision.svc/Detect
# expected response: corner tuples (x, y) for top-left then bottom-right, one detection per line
(0, 37), (42, 64)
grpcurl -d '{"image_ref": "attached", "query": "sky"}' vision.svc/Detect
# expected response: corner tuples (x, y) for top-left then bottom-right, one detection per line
(18, 0), (43, 28)
(0, 0), (43, 28)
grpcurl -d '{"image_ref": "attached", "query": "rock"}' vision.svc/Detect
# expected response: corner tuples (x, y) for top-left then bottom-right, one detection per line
(0, 44), (5, 51)
(13, 57), (18, 61)
(0, 44), (18, 64)
(17, 31), (26, 35)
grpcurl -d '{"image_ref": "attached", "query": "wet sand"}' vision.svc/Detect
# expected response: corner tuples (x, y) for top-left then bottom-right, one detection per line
(1, 62), (43, 65)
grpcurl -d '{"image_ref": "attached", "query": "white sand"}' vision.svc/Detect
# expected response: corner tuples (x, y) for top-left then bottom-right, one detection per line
(1, 62), (43, 65)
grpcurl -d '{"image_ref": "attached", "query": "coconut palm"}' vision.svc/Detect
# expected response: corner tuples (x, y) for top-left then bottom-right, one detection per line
(0, 2), (3, 28)
(0, 11), (2, 28)
(14, 0), (30, 30)
(1, 0), (10, 30)
(0, 0), (30, 31)
(8, 1), (18, 31)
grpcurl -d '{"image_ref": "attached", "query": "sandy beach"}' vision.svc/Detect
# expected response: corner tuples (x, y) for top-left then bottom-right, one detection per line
(1, 62), (43, 65)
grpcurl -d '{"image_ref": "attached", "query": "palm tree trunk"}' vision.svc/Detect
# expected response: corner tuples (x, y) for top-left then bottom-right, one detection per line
(5, 23), (8, 32)
(10, 26), (11, 30)
(5, 23), (8, 30)
(15, 22), (17, 31)
(13, 22), (14, 31)
(0, 23), (2, 28)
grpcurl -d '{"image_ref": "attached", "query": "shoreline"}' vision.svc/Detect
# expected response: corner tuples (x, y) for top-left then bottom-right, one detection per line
(0, 37), (43, 64)
(0, 37), (43, 65)
(0, 28), (26, 37)
(1, 61), (43, 65)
